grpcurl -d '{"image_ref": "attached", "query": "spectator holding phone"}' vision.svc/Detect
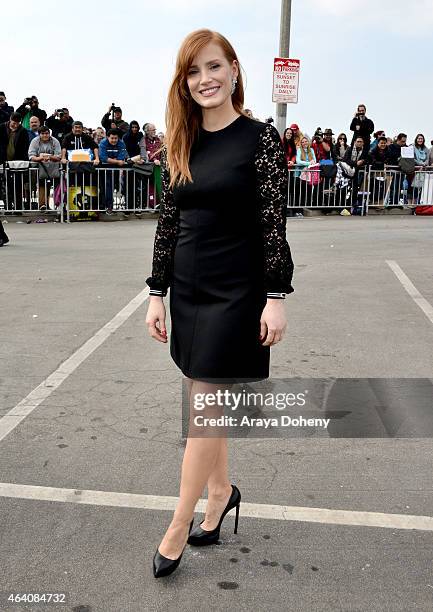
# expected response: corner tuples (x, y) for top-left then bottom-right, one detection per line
(350, 104), (374, 151)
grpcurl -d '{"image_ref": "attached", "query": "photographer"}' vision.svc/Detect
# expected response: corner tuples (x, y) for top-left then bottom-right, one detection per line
(16, 96), (47, 130)
(46, 108), (74, 142)
(312, 128), (336, 162)
(350, 104), (374, 151)
(28, 125), (61, 210)
(101, 104), (129, 137)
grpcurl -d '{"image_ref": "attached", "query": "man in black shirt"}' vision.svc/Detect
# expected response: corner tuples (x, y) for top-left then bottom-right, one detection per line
(387, 133), (407, 166)
(46, 108), (74, 142)
(61, 121), (100, 164)
(386, 133), (409, 205)
(101, 105), (129, 137)
(350, 104), (374, 151)
(368, 136), (392, 170)
(61, 121), (100, 214)
(368, 137), (394, 205)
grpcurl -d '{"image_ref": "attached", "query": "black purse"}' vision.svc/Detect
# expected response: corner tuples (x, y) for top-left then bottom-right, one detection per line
(68, 161), (96, 173)
(132, 161), (154, 177)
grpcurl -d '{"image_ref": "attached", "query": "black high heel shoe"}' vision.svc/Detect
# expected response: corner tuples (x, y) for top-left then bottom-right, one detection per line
(187, 484), (241, 546)
(153, 519), (194, 578)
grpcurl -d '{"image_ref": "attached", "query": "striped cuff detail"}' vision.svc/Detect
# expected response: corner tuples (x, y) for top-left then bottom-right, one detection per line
(267, 292), (286, 299)
(149, 289), (166, 297)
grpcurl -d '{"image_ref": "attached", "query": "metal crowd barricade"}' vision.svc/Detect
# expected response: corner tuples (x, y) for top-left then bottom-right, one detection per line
(367, 166), (406, 208)
(287, 166), (369, 214)
(286, 165), (433, 214)
(365, 167), (433, 211)
(0, 162), (65, 221)
(65, 163), (155, 221)
(412, 168), (433, 208)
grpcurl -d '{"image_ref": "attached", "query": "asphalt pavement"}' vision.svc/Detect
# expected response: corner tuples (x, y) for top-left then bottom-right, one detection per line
(0, 216), (432, 612)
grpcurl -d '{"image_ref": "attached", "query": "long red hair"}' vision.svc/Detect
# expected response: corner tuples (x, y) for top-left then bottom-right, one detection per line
(165, 29), (245, 188)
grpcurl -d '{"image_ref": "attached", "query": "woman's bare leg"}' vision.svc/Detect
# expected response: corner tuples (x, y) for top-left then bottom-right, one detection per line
(184, 377), (233, 530)
(157, 378), (230, 559)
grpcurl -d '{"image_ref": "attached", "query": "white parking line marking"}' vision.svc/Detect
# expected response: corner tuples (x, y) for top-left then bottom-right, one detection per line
(0, 287), (150, 442)
(0, 482), (432, 531)
(386, 260), (433, 326)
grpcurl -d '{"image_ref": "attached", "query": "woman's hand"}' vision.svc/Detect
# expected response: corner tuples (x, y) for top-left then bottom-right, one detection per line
(259, 299), (287, 346)
(146, 296), (168, 343)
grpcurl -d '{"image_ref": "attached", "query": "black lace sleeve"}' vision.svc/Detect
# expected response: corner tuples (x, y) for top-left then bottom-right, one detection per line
(145, 148), (180, 296)
(254, 123), (295, 297)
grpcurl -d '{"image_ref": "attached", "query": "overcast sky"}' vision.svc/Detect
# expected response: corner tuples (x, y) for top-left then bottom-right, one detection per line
(1, 0), (431, 143)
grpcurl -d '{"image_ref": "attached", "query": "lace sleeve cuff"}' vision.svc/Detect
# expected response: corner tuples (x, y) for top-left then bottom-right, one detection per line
(146, 148), (179, 295)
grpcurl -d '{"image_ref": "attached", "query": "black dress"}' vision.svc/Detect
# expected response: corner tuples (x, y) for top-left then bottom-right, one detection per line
(146, 115), (294, 383)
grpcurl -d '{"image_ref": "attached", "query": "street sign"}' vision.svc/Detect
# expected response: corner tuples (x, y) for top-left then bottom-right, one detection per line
(272, 58), (300, 104)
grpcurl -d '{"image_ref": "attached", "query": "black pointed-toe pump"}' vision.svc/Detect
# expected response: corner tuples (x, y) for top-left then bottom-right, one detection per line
(187, 484), (241, 546)
(153, 519), (194, 578)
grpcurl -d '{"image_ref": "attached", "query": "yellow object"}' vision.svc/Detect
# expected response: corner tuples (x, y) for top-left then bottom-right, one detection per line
(340, 208), (351, 216)
(68, 185), (98, 218)
(70, 151), (91, 161)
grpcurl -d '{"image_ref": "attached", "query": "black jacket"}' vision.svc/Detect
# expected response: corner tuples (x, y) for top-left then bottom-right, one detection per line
(0, 103), (14, 123)
(350, 116), (374, 146)
(46, 115), (74, 141)
(101, 113), (129, 135)
(61, 132), (98, 153)
(387, 144), (402, 166)
(123, 129), (143, 157)
(0, 122), (30, 163)
(343, 146), (368, 169)
(15, 104), (47, 125)
(368, 146), (393, 170)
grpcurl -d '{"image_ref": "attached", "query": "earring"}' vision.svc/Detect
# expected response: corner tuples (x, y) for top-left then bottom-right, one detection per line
(231, 77), (238, 95)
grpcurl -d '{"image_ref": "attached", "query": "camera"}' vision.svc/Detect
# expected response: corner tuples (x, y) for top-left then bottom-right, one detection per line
(265, 116), (274, 124)
(56, 108), (65, 118)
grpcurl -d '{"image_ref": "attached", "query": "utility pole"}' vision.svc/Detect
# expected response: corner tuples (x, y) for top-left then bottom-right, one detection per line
(276, 0), (292, 137)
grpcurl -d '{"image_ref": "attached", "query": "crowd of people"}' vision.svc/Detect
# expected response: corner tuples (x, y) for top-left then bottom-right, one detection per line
(0, 93), (165, 223)
(276, 104), (433, 215)
(1, 93), (432, 235)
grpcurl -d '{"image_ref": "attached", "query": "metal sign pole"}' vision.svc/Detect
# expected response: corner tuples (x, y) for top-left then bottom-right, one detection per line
(276, 0), (292, 137)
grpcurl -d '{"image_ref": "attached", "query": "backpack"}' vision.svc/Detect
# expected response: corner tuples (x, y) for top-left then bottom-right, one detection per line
(320, 159), (337, 179)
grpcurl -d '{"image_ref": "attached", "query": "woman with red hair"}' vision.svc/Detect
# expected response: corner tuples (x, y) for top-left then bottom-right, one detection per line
(146, 29), (294, 578)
